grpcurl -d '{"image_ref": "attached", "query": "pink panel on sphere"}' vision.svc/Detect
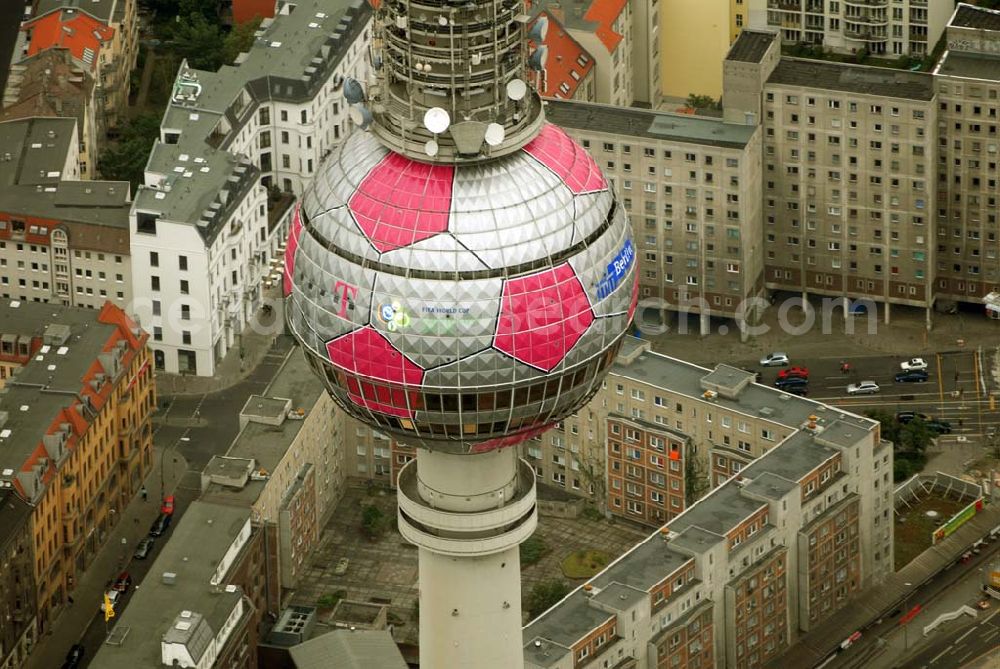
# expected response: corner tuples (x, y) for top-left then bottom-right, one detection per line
(523, 124), (606, 194)
(470, 425), (551, 453)
(493, 263), (595, 371)
(348, 153), (455, 253)
(325, 326), (425, 417)
(282, 204), (303, 296)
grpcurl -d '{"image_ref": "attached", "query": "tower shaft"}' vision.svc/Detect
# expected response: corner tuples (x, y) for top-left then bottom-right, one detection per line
(397, 448), (537, 668)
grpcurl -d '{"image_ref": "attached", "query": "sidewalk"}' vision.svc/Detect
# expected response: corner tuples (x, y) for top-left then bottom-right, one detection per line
(24, 448), (189, 669)
(154, 323), (285, 397)
(644, 301), (1000, 366)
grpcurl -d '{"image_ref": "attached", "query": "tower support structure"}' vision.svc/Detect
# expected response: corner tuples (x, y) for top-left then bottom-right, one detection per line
(397, 447), (537, 669)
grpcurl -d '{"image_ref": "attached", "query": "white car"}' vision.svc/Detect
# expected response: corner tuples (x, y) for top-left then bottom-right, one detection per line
(900, 357), (928, 371)
(100, 590), (120, 613)
(759, 352), (790, 367)
(847, 380), (880, 395)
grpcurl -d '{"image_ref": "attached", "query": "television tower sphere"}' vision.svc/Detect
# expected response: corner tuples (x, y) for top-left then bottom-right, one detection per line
(284, 125), (637, 454)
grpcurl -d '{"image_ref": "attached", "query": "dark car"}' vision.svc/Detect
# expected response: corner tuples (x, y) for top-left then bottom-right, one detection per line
(774, 376), (808, 389)
(894, 369), (929, 383)
(149, 512), (172, 537)
(133, 537), (154, 560)
(896, 411), (930, 424)
(61, 644), (84, 669)
(926, 419), (953, 435)
(784, 385), (809, 397)
(113, 571), (132, 593)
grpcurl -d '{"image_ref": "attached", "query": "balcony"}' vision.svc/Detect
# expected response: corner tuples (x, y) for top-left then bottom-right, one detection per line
(844, 26), (888, 42)
(844, 0), (886, 6)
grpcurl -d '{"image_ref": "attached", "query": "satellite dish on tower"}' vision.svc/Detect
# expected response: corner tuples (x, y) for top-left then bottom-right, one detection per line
(424, 139), (439, 157)
(423, 107), (451, 134)
(529, 15), (548, 42)
(484, 123), (505, 147)
(529, 46), (548, 71)
(506, 78), (527, 101)
(343, 77), (365, 104)
(349, 105), (373, 130)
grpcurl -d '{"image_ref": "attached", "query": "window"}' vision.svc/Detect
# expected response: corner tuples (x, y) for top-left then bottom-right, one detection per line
(180, 280), (189, 295)
(151, 276), (160, 291)
(150, 251), (159, 267)
(181, 304), (191, 320)
(179, 255), (188, 271)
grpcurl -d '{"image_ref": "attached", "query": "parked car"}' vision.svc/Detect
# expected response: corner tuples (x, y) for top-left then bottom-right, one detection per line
(113, 571), (132, 593)
(100, 590), (120, 613)
(133, 537), (154, 560)
(160, 495), (175, 515)
(61, 644), (85, 669)
(895, 369), (929, 383)
(896, 411), (930, 424)
(759, 352), (790, 367)
(900, 357), (928, 371)
(925, 419), (953, 435)
(149, 512), (172, 537)
(774, 378), (809, 396)
(847, 381), (880, 395)
(777, 366), (809, 380)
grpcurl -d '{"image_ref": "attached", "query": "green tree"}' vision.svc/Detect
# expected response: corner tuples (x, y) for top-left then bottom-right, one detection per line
(525, 579), (570, 619)
(686, 94), (717, 110)
(899, 418), (934, 456)
(171, 13), (225, 70)
(223, 17), (262, 64)
(98, 113), (162, 188)
(361, 504), (388, 540)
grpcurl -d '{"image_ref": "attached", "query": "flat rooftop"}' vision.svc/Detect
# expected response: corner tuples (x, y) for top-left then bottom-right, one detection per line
(726, 30), (776, 63)
(767, 58), (935, 101)
(951, 3), (1000, 31)
(201, 349), (325, 506)
(91, 501), (249, 667)
(936, 50), (1000, 82)
(545, 99), (757, 150)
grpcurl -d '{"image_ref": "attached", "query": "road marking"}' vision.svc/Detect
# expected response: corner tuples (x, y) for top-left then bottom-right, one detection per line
(936, 353), (945, 410)
(957, 650), (974, 664)
(955, 626), (977, 644)
(931, 645), (954, 663)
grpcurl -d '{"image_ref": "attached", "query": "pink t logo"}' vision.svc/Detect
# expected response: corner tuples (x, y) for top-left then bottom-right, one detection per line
(333, 280), (358, 318)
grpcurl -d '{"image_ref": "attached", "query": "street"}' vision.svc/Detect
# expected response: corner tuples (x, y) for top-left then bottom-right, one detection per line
(909, 608), (999, 669)
(42, 338), (296, 669)
(737, 350), (997, 439)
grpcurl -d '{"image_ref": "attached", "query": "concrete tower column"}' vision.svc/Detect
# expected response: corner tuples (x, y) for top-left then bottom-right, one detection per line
(397, 448), (537, 669)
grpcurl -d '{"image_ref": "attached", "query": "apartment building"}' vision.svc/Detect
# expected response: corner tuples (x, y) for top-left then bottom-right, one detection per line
(528, 0), (634, 106)
(931, 3), (1000, 302)
(24, 0), (138, 130)
(761, 57), (938, 320)
(130, 0), (371, 376)
(91, 502), (264, 669)
(0, 117), (133, 310)
(0, 493), (36, 669)
(545, 99), (764, 336)
(531, 10), (597, 101)
(0, 320), (42, 389)
(752, 0), (953, 58)
(523, 340), (893, 669)
(0, 300), (154, 631)
(200, 349), (347, 609)
(1, 49), (99, 179)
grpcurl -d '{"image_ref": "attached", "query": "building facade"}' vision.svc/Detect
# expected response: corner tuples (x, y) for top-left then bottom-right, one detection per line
(0, 493), (36, 669)
(0, 300), (153, 631)
(752, 0), (953, 58)
(0, 117), (133, 310)
(523, 340), (894, 669)
(545, 99), (765, 336)
(130, 0), (372, 376)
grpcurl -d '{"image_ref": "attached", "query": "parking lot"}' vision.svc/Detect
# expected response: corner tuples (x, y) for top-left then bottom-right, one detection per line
(738, 350), (998, 438)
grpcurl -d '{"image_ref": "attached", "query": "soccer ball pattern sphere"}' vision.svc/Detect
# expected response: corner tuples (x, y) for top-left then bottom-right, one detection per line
(285, 123), (637, 454)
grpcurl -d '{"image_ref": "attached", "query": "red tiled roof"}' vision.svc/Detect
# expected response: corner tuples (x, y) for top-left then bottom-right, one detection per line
(531, 11), (594, 100)
(23, 10), (114, 71)
(583, 0), (628, 53)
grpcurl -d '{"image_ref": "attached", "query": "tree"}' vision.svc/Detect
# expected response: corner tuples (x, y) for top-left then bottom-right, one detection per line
(865, 409), (900, 446)
(361, 504), (389, 540)
(171, 13), (225, 70)
(98, 113), (162, 188)
(686, 94), (717, 111)
(525, 579), (569, 619)
(898, 418), (934, 457)
(224, 17), (262, 64)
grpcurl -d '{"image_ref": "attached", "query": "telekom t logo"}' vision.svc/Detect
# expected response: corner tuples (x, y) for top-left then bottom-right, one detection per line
(333, 280), (359, 318)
